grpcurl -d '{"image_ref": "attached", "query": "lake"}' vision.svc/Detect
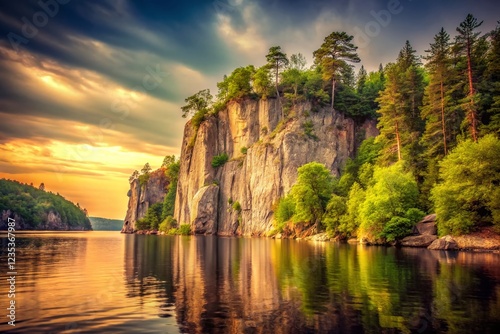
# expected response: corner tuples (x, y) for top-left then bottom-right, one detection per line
(1, 232), (499, 333)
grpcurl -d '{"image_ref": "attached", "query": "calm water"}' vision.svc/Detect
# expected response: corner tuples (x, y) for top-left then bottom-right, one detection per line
(1, 232), (499, 333)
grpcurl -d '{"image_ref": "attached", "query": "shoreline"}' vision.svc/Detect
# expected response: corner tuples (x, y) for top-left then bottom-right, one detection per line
(124, 228), (500, 253)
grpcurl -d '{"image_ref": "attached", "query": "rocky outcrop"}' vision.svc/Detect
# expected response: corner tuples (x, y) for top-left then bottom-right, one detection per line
(412, 214), (437, 236)
(191, 185), (219, 234)
(1, 209), (89, 231)
(428, 235), (458, 250)
(175, 98), (377, 236)
(121, 168), (169, 233)
(400, 235), (438, 247)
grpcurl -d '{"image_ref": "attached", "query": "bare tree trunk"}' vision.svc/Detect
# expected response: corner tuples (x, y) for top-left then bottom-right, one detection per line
(466, 38), (478, 142)
(276, 62), (283, 119)
(331, 78), (335, 110)
(440, 80), (448, 155)
(395, 120), (402, 161)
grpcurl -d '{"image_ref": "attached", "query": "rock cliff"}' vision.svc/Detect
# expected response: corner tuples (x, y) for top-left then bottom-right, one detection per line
(121, 168), (169, 233)
(174, 98), (377, 236)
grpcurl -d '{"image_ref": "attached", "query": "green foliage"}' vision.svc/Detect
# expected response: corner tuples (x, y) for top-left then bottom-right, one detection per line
(88, 217), (123, 231)
(141, 162), (151, 175)
(290, 162), (333, 227)
(313, 31), (361, 108)
(274, 195), (296, 229)
(159, 216), (177, 233)
(137, 202), (163, 230)
(323, 194), (347, 233)
(431, 135), (500, 235)
(138, 173), (150, 186)
(217, 66), (255, 103)
(240, 147), (248, 155)
(302, 120), (317, 140)
(211, 153), (229, 168)
(139, 162), (152, 186)
(232, 201), (242, 212)
(178, 224), (191, 235)
(0, 179), (92, 230)
(161, 155), (176, 168)
(359, 162), (420, 241)
(252, 66), (273, 98)
(341, 182), (366, 236)
(162, 157), (180, 220)
(181, 89), (213, 119)
(380, 216), (413, 242)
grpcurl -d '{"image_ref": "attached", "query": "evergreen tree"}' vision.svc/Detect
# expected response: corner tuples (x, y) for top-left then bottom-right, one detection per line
(483, 21), (500, 134)
(356, 65), (367, 93)
(376, 41), (424, 164)
(421, 28), (453, 158)
(313, 31), (360, 109)
(266, 46), (288, 116)
(455, 14), (484, 142)
(375, 63), (406, 163)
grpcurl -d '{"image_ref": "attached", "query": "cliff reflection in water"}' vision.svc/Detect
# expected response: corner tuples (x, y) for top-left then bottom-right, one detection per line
(125, 236), (500, 333)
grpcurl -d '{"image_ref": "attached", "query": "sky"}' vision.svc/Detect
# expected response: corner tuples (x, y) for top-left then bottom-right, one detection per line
(0, 0), (498, 219)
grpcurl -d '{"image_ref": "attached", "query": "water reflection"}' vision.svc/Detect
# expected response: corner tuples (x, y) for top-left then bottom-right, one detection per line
(126, 236), (500, 333)
(1, 233), (498, 333)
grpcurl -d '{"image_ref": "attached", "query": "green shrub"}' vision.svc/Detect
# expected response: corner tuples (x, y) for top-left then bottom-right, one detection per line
(431, 135), (500, 235)
(302, 120), (317, 140)
(232, 201), (242, 212)
(240, 147), (248, 155)
(380, 216), (413, 242)
(159, 216), (177, 232)
(138, 174), (150, 186)
(359, 162), (420, 241)
(135, 218), (150, 230)
(178, 224), (191, 235)
(323, 194), (347, 234)
(405, 208), (425, 225)
(274, 195), (296, 228)
(212, 153), (229, 168)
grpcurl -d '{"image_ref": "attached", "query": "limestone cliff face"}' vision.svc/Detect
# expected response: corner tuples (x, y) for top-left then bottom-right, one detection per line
(175, 98), (377, 236)
(121, 168), (169, 233)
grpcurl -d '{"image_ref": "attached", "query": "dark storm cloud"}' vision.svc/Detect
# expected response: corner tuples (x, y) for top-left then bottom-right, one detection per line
(0, 0), (499, 152)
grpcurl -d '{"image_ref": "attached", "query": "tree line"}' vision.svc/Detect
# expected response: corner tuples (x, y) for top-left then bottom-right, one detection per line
(178, 13), (499, 240)
(272, 14), (500, 240)
(0, 179), (92, 230)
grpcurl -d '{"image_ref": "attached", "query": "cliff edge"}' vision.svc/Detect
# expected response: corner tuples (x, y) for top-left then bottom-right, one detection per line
(174, 98), (377, 236)
(121, 168), (169, 233)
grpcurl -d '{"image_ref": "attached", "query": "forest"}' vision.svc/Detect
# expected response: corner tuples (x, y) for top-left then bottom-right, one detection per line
(0, 179), (92, 230)
(180, 14), (500, 241)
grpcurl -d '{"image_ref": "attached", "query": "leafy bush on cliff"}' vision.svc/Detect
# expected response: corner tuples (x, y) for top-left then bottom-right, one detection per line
(212, 153), (229, 168)
(159, 216), (177, 232)
(431, 135), (500, 235)
(0, 179), (91, 230)
(136, 202), (163, 230)
(162, 158), (180, 220)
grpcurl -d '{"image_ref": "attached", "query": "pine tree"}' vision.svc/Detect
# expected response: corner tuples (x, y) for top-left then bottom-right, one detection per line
(313, 31), (360, 109)
(483, 21), (500, 134)
(356, 65), (367, 93)
(455, 14), (484, 142)
(375, 63), (405, 163)
(397, 41), (425, 133)
(421, 28), (453, 158)
(266, 46), (288, 117)
(376, 42), (424, 164)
